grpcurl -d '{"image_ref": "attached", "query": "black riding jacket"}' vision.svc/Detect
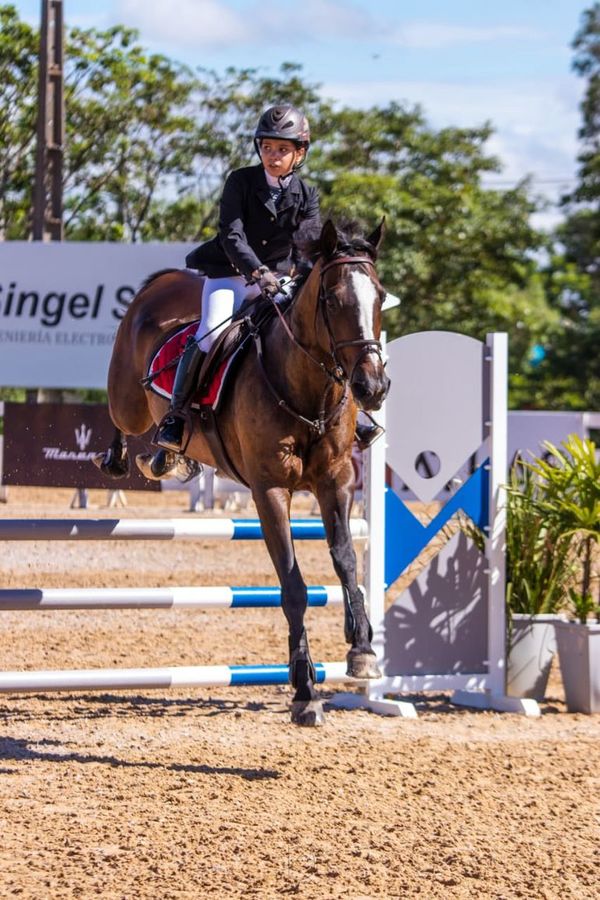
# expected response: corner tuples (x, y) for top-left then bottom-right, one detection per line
(185, 164), (321, 279)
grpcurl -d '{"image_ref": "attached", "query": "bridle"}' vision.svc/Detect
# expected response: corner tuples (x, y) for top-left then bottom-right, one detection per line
(251, 253), (385, 435)
(318, 255), (385, 385)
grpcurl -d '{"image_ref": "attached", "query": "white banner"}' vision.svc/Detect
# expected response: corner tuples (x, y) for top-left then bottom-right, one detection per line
(0, 241), (194, 389)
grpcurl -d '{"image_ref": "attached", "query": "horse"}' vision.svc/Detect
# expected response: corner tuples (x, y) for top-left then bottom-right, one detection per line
(94, 219), (390, 726)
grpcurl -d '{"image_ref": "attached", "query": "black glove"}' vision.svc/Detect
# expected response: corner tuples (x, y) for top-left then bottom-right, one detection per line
(253, 266), (281, 299)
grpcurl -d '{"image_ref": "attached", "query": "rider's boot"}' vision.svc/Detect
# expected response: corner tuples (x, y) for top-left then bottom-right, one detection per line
(355, 420), (384, 451)
(155, 337), (205, 452)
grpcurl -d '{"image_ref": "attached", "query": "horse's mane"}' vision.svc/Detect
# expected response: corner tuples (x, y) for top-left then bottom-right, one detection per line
(299, 222), (378, 265)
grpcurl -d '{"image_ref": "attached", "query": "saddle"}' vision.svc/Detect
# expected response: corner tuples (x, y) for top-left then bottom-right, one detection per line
(146, 299), (279, 484)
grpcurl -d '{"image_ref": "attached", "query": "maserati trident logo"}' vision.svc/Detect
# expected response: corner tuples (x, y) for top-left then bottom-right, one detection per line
(75, 423), (92, 451)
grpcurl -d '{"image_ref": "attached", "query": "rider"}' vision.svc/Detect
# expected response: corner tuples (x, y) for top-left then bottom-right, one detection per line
(155, 104), (382, 453)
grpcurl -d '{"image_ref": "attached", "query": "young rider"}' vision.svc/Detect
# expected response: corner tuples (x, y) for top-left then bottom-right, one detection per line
(156, 104), (382, 453)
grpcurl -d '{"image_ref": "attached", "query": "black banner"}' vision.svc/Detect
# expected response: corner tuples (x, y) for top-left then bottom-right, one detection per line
(2, 403), (160, 491)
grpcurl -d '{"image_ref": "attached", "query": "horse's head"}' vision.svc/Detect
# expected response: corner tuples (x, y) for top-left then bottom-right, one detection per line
(315, 219), (391, 411)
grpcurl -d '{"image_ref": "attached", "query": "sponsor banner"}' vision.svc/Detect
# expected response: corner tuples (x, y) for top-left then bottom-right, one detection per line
(0, 241), (194, 388)
(2, 402), (160, 491)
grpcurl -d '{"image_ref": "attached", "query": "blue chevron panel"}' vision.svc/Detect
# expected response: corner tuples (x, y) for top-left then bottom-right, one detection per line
(384, 462), (489, 589)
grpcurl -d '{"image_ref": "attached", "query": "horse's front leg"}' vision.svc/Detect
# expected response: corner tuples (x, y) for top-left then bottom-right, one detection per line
(92, 427), (130, 479)
(315, 467), (381, 680)
(252, 485), (325, 727)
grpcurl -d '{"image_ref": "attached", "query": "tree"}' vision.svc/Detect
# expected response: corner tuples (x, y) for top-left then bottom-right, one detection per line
(571, 2), (600, 206)
(63, 25), (201, 241)
(0, 3), (554, 404)
(526, 3), (600, 409)
(0, 4), (37, 238)
(308, 103), (552, 390)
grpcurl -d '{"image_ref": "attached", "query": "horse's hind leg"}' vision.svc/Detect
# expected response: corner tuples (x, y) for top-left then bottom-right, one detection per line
(252, 485), (324, 727)
(92, 427), (130, 479)
(315, 473), (381, 680)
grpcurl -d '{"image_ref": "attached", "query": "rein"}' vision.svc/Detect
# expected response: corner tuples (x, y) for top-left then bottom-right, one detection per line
(251, 254), (382, 435)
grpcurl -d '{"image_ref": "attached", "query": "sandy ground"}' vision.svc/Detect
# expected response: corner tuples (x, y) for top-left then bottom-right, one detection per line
(0, 487), (599, 900)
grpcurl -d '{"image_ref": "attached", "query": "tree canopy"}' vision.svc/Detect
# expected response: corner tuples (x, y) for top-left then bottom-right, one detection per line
(0, 2), (577, 407)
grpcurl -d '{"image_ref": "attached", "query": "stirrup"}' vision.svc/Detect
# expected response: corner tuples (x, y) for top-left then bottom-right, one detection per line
(355, 422), (384, 451)
(155, 413), (185, 452)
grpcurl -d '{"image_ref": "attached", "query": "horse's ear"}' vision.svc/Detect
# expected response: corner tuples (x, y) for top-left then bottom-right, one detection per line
(320, 219), (338, 258)
(367, 217), (386, 252)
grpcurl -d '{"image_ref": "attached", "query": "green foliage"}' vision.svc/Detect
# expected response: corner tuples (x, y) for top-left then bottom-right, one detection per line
(63, 25), (200, 241)
(0, 4), (37, 238)
(525, 434), (600, 622)
(570, 3), (600, 205)
(465, 435), (600, 622)
(0, 388), (26, 402)
(567, 589), (600, 624)
(531, 5), (600, 409)
(309, 103), (546, 352)
(504, 464), (575, 616)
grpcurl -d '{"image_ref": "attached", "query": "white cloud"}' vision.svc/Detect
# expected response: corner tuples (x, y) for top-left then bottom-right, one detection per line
(116, 3), (544, 50)
(322, 76), (582, 229)
(116, 0), (374, 48)
(388, 22), (542, 49)
(117, 0), (247, 47)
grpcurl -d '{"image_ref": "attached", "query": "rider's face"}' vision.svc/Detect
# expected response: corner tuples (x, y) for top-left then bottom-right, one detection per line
(259, 139), (305, 177)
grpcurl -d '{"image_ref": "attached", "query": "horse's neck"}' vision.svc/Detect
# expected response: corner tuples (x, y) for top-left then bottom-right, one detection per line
(269, 262), (343, 411)
(287, 263), (325, 356)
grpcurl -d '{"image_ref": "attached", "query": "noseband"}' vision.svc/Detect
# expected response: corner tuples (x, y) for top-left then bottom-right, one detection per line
(319, 255), (385, 384)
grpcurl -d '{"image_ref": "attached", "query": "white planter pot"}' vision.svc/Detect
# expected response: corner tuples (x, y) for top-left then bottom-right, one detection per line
(554, 620), (600, 714)
(507, 614), (561, 701)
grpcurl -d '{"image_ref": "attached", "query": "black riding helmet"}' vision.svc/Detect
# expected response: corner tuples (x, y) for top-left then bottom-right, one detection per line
(254, 105), (311, 169)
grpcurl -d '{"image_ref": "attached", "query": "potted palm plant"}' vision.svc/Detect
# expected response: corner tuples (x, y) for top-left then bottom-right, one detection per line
(503, 463), (573, 701)
(525, 435), (600, 713)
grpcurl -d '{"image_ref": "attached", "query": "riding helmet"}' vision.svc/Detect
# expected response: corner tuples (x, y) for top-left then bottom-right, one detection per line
(254, 105), (311, 166)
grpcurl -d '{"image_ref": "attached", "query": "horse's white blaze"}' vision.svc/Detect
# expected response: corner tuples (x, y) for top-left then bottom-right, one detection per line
(350, 271), (377, 338)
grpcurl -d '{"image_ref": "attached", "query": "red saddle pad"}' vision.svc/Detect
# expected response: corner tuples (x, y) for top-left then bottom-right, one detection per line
(147, 323), (230, 409)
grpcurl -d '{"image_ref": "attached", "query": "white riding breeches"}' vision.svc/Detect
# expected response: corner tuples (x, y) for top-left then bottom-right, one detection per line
(194, 276), (261, 352)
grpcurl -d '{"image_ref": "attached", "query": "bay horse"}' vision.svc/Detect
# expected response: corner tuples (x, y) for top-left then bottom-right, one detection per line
(95, 219), (390, 725)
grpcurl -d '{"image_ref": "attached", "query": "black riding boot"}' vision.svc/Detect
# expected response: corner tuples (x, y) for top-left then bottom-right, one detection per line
(156, 337), (205, 452)
(355, 420), (384, 451)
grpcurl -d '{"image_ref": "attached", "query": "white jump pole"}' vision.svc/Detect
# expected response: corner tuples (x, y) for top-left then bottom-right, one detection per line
(0, 517), (368, 541)
(0, 585), (344, 610)
(0, 662), (353, 693)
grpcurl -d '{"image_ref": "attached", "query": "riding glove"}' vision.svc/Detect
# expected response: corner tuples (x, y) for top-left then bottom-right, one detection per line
(253, 266), (281, 299)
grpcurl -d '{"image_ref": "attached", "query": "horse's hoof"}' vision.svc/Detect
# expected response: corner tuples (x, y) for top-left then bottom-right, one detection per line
(290, 700), (325, 727)
(135, 452), (175, 481)
(91, 452), (105, 471)
(173, 456), (203, 483)
(346, 650), (382, 680)
(91, 450), (129, 479)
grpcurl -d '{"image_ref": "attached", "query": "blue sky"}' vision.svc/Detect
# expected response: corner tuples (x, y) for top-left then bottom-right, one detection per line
(14, 0), (591, 228)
